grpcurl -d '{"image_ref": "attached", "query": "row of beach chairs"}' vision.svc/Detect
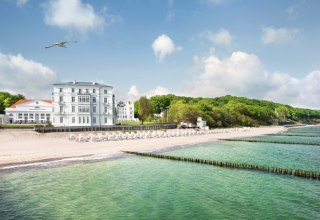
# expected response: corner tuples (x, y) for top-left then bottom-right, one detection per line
(68, 127), (251, 142)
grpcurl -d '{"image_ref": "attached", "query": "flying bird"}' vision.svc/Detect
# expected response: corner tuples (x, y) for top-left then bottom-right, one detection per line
(45, 41), (77, 49)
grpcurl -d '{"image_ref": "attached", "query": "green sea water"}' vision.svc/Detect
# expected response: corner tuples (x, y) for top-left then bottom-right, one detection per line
(0, 126), (320, 219)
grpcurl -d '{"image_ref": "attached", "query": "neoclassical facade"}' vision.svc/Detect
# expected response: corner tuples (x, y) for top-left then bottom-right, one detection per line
(52, 81), (115, 127)
(116, 100), (138, 123)
(5, 100), (52, 124)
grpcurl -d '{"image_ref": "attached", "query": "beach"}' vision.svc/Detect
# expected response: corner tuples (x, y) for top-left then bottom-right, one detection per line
(0, 126), (286, 168)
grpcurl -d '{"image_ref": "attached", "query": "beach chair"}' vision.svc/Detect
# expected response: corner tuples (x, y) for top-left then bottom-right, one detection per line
(69, 134), (76, 141)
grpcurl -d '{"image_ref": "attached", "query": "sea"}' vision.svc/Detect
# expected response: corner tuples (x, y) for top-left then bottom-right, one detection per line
(0, 126), (319, 219)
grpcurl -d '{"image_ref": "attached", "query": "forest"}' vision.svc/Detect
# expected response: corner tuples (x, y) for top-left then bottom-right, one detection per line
(135, 94), (320, 127)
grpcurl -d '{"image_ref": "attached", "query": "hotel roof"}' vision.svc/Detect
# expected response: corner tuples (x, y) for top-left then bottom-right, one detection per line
(10, 100), (52, 108)
(53, 81), (113, 87)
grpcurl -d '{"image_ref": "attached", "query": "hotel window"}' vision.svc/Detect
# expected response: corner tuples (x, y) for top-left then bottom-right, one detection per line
(83, 117), (85, 123)
(24, 113), (28, 119)
(93, 89), (96, 93)
(72, 97), (75, 102)
(79, 106), (89, 113)
(41, 114), (45, 119)
(92, 97), (96, 103)
(59, 88), (63, 92)
(93, 106), (96, 113)
(93, 117), (96, 123)
(60, 106), (63, 112)
(72, 117), (75, 124)
(72, 106), (75, 112)
(78, 96), (90, 103)
(79, 117), (81, 123)
(79, 89), (82, 94)
(104, 97), (107, 103)
(59, 96), (63, 102)
(86, 89), (89, 93)
(104, 89), (107, 94)
(60, 117), (63, 123)
(30, 114), (34, 119)
(35, 114), (39, 120)
(104, 107), (108, 113)
(104, 117), (108, 123)
(46, 114), (50, 120)
(72, 88), (75, 93)
(18, 113), (22, 119)
(87, 117), (89, 123)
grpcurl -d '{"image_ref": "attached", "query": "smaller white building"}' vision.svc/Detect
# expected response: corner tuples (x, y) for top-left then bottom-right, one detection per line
(116, 100), (138, 122)
(5, 100), (52, 124)
(197, 117), (209, 130)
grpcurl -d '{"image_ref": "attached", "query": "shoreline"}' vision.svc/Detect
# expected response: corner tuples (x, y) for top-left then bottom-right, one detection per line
(0, 126), (286, 169)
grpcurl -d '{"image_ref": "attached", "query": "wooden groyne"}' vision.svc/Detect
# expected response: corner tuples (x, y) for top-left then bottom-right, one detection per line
(266, 134), (320, 137)
(122, 151), (320, 180)
(219, 138), (320, 146)
(287, 131), (320, 133)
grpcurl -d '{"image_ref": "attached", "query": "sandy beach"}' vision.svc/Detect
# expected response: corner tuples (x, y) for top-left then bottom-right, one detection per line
(0, 126), (286, 168)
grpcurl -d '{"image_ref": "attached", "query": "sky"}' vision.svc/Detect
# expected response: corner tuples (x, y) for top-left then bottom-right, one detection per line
(0, 0), (319, 109)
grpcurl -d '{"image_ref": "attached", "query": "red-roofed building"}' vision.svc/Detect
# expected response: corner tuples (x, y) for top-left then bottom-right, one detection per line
(5, 100), (53, 124)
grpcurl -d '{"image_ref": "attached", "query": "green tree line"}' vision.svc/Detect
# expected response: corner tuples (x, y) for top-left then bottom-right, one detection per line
(135, 94), (320, 127)
(0, 92), (25, 114)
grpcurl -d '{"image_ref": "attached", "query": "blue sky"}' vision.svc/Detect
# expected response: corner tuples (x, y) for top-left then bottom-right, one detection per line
(0, 0), (319, 109)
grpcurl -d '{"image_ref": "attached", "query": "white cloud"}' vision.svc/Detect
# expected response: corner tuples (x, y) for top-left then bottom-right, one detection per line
(43, 0), (105, 36)
(16, 0), (28, 7)
(127, 85), (170, 99)
(186, 51), (320, 109)
(127, 85), (139, 100)
(206, 29), (233, 46)
(146, 86), (170, 98)
(265, 70), (320, 109)
(151, 34), (181, 62)
(0, 52), (58, 99)
(187, 51), (269, 99)
(261, 26), (299, 45)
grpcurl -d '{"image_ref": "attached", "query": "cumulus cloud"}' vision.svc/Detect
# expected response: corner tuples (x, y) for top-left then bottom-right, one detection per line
(127, 85), (139, 100)
(146, 86), (170, 98)
(0, 52), (58, 99)
(43, 0), (105, 36)
(265, 70), (320, 109)
(151, 34), (181, 62)
(16, 0), (28, 7)
(206, 28), (233, 46)
(186, 51), (320, 109)
(127, 85), (170, 99)
(261, 26), (299, 45)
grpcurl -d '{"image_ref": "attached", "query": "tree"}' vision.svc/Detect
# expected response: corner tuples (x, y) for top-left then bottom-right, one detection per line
(0, 92), (25, 114)
(137, 96), (153, 124)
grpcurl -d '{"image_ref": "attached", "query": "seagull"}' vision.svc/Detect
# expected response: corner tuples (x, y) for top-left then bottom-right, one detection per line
(45, 41), (77, 49)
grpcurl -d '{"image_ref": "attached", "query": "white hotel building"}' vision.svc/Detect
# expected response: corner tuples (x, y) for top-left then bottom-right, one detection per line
(5, 100), (52, 124)
(52, 81), (115, 127)
(117, 100), (138, 122)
